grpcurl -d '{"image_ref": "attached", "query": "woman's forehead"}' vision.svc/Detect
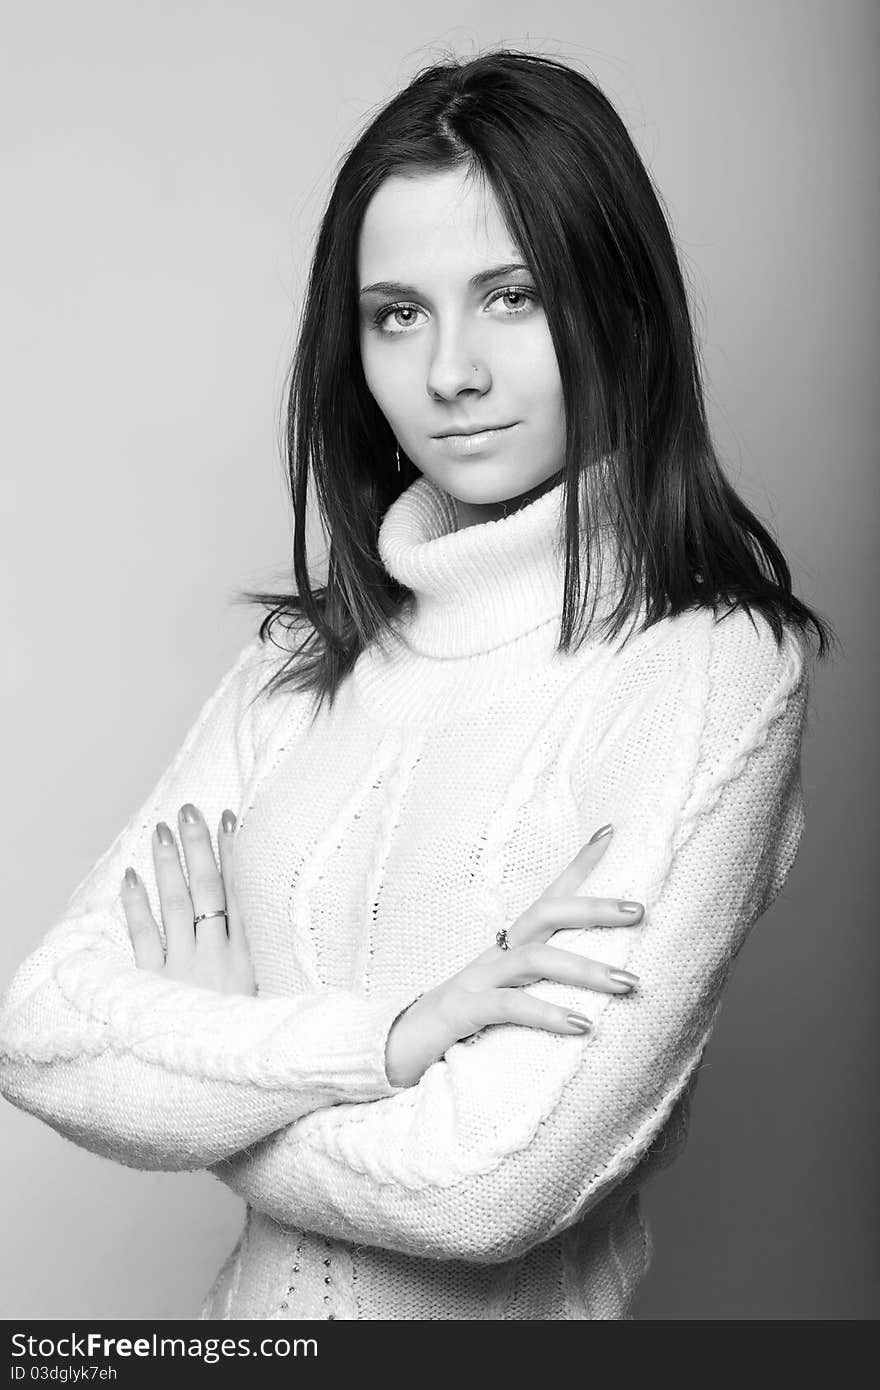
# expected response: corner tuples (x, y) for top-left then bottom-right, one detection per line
(357, 169), (521, 284)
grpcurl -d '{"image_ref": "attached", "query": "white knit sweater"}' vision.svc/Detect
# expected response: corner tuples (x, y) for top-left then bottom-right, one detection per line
(0, 474), (809, 1320)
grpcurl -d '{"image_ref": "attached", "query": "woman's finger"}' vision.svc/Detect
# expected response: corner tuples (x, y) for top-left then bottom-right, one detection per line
(508, 893), (644, 946)
(491, 940), (639, 995)
(543, 823), (614, 900)
(177, 804), (228, 950)
(217, 810), (246, 948)
(153, 820), (196, 966)
(485, 986), (595, 1037)
(120, 868), (165, 972)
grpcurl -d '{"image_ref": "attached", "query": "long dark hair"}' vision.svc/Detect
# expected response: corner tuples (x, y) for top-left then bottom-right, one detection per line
(238, 48), (835, 720)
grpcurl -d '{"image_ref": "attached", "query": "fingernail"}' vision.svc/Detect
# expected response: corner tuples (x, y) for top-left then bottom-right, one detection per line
(123, 867), (138, 887)
(608, 969), (640, 987)
(156, 821), (174, 845)
(221, 810), (237, 834)
(180, 804), (200, 824)
(589, 823), (613, 843)
(567, 1013), (594, 1033)
(618, 901), (642, 914)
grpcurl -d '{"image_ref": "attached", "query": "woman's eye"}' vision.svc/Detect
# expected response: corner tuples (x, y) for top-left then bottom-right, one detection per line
(488, 287), (538, 314)
(372, 286), (539, 335)
(374, 304), (425, 335)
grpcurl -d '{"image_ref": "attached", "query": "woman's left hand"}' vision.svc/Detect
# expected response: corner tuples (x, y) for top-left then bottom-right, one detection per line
(120, 803), (257, 997)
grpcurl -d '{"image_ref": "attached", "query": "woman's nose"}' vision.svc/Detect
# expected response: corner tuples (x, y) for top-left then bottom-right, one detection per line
(426, 346), (492, 401)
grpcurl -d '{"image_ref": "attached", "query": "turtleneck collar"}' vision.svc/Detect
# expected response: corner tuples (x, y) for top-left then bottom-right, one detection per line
(376, 470), (620, 660)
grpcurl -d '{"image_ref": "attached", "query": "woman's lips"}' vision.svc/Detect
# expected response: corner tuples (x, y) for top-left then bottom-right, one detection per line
(433, 424), (517, 454)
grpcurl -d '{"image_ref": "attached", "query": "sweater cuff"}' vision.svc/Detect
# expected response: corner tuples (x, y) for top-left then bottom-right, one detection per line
(350, 990), (423, 1098)
(11, 945), (424, 1105)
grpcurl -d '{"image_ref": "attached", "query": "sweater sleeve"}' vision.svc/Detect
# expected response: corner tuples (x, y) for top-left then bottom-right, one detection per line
(0, 637), (417, 1172)
(209, 615), (810, 1262)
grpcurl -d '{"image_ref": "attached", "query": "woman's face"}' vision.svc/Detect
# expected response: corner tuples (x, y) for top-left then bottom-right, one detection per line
(358, 166), (566, 527)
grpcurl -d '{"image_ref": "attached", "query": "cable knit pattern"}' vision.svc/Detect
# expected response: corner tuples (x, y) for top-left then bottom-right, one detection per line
(0, 472), (810, 1319)
(0, 639), (420, 1171)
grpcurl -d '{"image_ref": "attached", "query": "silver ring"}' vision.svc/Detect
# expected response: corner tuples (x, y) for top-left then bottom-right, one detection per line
(193, 909), (228, 928)
(495, 927), (511, 950)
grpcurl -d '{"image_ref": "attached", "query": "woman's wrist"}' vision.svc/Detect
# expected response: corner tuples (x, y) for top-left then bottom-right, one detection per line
(385, 992), (430, 1088)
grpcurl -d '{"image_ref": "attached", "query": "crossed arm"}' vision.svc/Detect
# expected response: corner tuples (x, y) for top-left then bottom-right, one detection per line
(0, 616), (809, 1261)
(0, 638), (418, 1170)
(208, 625), (809, 1263)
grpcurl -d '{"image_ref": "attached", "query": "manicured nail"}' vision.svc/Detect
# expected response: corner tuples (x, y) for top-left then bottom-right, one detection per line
(123, 867), (138, 887)
(180, 804), (200, 824)
(156, 821), (174, 845)
(589, 823), (613, 843)
(567, 1013), (593, 1033)
(618, 901), (642, 914)
(221, 810), (237, 834)
(608, 969), (640, 987)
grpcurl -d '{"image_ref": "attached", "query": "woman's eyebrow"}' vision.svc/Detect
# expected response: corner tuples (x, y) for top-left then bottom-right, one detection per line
(358, 261), (531, 299)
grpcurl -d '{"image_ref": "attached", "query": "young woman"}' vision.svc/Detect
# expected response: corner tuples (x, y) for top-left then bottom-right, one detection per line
(0, 49), (832, 1320)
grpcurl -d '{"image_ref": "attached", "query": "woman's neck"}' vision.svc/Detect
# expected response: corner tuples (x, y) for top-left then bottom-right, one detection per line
(452, 468), (566, 529)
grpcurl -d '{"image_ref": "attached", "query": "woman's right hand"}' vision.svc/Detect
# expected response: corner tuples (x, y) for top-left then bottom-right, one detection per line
(384, 824), (644, 1088)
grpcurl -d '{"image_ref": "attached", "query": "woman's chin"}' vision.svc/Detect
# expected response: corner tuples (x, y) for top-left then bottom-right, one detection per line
(418, 458), (563, 509)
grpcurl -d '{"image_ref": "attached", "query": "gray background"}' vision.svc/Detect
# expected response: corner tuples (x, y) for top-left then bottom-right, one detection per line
(1, 1), (875, 1319)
